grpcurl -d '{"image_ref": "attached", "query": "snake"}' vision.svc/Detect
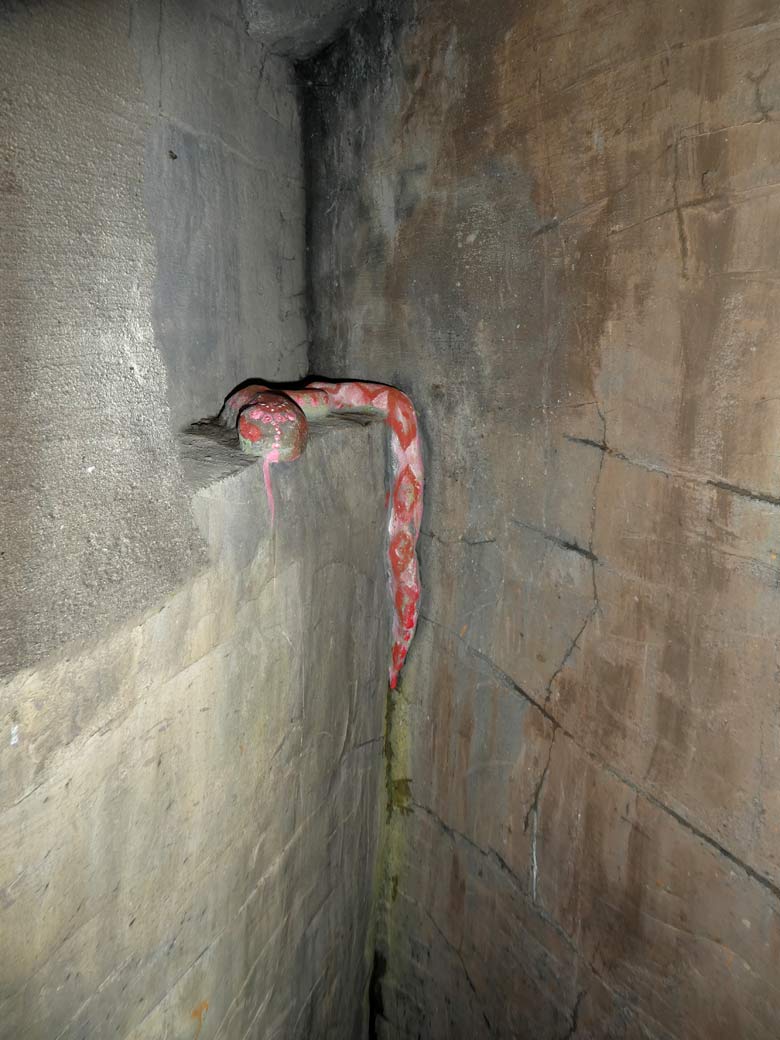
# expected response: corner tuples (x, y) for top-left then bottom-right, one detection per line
(219, 380), (423, 690)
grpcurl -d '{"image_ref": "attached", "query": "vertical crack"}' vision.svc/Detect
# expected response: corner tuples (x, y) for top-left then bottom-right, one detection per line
(546, 403), (604, 705)
(671, 134), (689, 279)
(524, 730), (556, 904)
(560, 989), (586, 1040)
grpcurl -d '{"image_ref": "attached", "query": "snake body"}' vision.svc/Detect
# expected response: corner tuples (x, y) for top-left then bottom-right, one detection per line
(219, 381), (423, 689)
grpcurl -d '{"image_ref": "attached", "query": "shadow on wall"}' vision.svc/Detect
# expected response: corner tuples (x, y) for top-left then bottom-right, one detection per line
(241, 0), (368, 58)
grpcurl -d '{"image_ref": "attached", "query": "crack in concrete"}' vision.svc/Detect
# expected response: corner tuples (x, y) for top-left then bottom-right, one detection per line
(417, 613), (780, 905)
(413, 718), (558, 913)
(418, 901), (479, 998)
(413, 799), (536, 908)
(671, 134), (690, 279)
(545, 404), (605, 705)
(409, 802), (614, 1040)
(510, 517), (598, 562)
(524, 733), (556, 834)
(565, 435), (607, 450)
(566, 435), (780, 507)
(560, 988), (586, 1040)
(410, 797), (683, 1040)
(419, 529), (496, 548)
(524, 731), (556, 904)
(543, 604), (597, 706)
(706, 476), (780, 508)
(418, 613), (559, 728)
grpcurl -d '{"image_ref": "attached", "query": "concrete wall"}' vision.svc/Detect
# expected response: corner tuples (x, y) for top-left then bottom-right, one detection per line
(304, 2), (780, 1036)
(0, 419), (390, 1040)
(0, 0), (307, 676)
(241, 0), (367, 59)
(1, 3), (391, 1037)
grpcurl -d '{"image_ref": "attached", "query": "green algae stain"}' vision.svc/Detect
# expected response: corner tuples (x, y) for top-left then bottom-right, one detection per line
(385, 681), (414, 819)
(390, 777), (413, 815)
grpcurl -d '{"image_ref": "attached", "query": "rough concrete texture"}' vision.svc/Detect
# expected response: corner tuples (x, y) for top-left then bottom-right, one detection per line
(304, 1), (780, 1035)
(132, 0), (308, 428)
(0, 418), (391, 1040)
(242, 0), (366, 59)
(0, 0), (307, 676)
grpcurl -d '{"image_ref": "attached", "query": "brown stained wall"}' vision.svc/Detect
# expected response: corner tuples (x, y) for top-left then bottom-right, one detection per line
(304, 1), (780, 1036)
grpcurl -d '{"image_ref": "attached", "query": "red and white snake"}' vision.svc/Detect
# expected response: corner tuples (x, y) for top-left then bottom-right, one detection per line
(220, 381), (423, 690)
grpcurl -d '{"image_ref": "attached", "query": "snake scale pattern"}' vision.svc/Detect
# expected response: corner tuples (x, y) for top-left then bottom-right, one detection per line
(219, 380), (423, 689)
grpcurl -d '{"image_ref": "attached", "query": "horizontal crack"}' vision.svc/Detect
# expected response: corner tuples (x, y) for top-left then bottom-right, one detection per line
(419, 529), (496, 548)
(510, 518), (598, 562)
(565, 435), (608, 451)
(566, 436), (780, 507)
(706, 477), (780, 508)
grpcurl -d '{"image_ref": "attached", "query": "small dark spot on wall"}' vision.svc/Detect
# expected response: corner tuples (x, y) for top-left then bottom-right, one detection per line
(368, 949), (387, 1040)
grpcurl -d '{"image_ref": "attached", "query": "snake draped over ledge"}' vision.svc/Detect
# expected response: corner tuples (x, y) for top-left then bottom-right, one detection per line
(219, 380), (423, 690)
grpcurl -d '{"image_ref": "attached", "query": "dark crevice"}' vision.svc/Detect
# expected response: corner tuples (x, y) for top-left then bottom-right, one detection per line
(368, 949), (387, 1040)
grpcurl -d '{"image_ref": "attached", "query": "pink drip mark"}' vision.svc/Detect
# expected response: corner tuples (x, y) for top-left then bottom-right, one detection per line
(262, 447), (280, 525)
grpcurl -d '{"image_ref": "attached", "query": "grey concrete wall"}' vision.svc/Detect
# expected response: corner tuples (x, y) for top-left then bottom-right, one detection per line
(0, 3), (391, 1035)
(0, 0), (307, 676)
(132, 0), (308, 428)
(304, 2), (780, 1036)
(0, 418), (391, 1040)
(241, 0), (367, 59)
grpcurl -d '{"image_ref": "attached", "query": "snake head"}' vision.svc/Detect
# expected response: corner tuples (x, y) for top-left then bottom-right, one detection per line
(237, 392), (308, 462)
